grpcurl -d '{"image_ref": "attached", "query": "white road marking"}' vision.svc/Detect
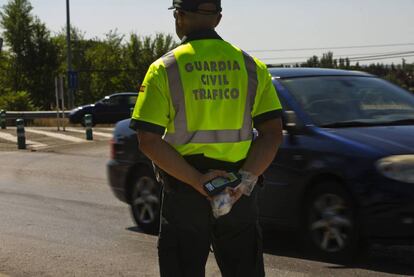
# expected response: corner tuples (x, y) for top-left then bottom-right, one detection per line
(25, 128), (85, 143)
(94, 127), (114, 131)
(65, 127), (113, 138)
(0, 132), (47, 148)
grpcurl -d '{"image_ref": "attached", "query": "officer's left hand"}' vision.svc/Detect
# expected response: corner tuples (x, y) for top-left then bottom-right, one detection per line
(227, 186), (244, 204)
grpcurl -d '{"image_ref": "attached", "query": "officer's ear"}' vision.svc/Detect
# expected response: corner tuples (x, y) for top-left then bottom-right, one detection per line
(214, 13), (222, 27)
(175, 10), (185, 25)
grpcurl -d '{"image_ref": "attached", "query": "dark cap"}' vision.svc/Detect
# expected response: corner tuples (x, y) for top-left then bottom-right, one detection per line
(168, 0), (222, 14)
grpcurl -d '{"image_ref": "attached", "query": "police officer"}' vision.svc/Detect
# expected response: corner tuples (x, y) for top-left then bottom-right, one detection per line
(130, 0), (283, 276)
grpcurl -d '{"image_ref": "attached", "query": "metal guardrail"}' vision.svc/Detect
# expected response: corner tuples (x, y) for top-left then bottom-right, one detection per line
(5, 111), (70, 120)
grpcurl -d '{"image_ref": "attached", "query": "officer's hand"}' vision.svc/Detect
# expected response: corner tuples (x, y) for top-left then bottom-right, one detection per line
(196, 170), (230, 199)
(227, 186), (243, 204)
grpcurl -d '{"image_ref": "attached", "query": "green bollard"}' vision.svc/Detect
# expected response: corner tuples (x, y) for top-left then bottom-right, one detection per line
(16, 118), (26, 149)
(84, 114), (93, 141)
(0, 110), (6, 129)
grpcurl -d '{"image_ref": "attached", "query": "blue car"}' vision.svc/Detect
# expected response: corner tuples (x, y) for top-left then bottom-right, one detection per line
(107, 68), (414, 261)
(69, 92), (137, 125)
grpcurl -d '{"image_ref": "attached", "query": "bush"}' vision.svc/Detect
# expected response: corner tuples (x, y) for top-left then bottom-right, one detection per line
(0, 90), (38, 111)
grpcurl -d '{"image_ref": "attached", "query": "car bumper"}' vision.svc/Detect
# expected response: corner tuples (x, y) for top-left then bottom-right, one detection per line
(106, 159), (134, 204)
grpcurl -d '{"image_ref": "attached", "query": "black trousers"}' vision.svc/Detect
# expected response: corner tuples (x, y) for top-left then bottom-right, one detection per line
(157, 179), (265, 277)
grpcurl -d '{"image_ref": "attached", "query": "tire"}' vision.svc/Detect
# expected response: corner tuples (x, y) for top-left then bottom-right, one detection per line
(129, 169), (161, 234)
(302, 181), (360, 262)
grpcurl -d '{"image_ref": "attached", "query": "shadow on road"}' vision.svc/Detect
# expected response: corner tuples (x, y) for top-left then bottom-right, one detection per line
(126, 226), (158, 236)
(263, 229), (414, 276)
(126, 225), (414, 275)
(126, 226), (142, 233)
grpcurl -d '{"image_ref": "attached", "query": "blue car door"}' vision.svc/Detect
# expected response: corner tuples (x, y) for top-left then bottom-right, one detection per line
(258, 82), (312, 228)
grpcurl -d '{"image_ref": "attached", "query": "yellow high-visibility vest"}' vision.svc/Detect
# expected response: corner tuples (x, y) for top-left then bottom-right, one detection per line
(131, 34), (282, 163)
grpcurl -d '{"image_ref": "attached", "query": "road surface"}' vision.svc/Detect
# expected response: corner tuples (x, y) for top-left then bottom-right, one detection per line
(0, 142), (414, 276)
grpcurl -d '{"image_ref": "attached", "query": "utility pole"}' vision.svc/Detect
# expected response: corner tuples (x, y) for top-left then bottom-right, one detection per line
(66, 0), (74, 108)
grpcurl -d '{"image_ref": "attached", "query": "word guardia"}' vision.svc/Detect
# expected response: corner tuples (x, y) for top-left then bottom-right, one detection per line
(184, 60), (241, 72)
(185, 60), (242, 101)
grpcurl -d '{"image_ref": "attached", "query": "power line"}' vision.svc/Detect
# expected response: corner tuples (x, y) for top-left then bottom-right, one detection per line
(347, 51), (414, 60)
(266, 53), (414, 66)
(247, 43), (414, 53)
(259, 50), (414, 61)
(350, 54), (414, 62)
(262, 51), (414, 64)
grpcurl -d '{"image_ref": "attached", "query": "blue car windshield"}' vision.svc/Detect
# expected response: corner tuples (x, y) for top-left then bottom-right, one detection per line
(280, 76), (414, 127)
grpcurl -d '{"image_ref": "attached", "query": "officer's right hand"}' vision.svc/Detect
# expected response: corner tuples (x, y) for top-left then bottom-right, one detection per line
(195, 170), (230, 199)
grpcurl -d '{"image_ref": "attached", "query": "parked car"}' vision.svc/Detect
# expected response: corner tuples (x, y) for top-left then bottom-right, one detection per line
(107, 68), (414, 261)
(69, 92), (138, 125)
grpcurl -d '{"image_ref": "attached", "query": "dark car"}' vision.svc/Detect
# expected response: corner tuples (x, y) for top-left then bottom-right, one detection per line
(107, 118), (161, 234)
(69, 92), (138, 125)
(107, 68), (414, 260)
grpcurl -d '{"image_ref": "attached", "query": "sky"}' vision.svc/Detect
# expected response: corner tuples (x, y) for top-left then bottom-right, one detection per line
(1, 0), (414, 65)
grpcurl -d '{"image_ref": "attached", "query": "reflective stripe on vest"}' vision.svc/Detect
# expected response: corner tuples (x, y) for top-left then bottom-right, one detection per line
(161, 50), (258, 145)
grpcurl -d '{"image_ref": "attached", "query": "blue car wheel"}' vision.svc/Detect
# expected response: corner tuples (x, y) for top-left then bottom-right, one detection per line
(130, 168), (161, 234)
(303, 181), (361, 262)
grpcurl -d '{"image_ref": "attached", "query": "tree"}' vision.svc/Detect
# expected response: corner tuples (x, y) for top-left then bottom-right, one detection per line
(0, 0), (59, 109)
(0, 52), (14, 95)
(345, 58), (350, 69)
(52, 29), (178, 105)
(303, 55), (319, 67)
(0, 90), (36, 110)
(84, 30), (127, 102)
(124, 33), (176, 86)
(25, 18), (60, 108)
(0, 0), (33, 92)
(320, 52), (334, 68)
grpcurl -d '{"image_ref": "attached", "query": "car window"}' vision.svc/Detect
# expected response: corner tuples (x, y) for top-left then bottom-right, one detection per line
(101, 97), (110, 104)
(280, 76), (414, 126)
(105, 96), (122, 106)
(128, 96), (137, 106)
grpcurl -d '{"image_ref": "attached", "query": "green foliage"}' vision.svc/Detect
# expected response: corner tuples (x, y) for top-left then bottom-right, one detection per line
(0, 0), (60, 109)
(0, 0), (177, 109)
(0, 52), (14, 91)
(0, 90), (37, 111)
(304, 56), (319, 67)
(3, 0), (410, 111)
(320, 52), (334, 68)
(25, 18), (60, 108)
(68, 31), (177, 105)
(0, 0), (33, 92)
(300, 52), (414, 92)
(51, 29), (177, 106)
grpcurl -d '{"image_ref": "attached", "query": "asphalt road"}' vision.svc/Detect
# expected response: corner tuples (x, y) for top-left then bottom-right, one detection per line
(1, 142), (414, 276)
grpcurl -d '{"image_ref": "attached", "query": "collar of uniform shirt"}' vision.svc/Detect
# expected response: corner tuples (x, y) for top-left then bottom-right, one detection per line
(180, 29), (223, 44)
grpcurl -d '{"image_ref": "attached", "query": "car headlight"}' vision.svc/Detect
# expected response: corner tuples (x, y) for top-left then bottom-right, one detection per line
(376, 155), (414, 184)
